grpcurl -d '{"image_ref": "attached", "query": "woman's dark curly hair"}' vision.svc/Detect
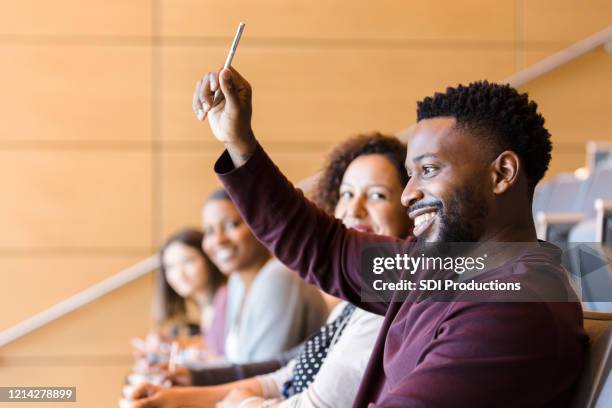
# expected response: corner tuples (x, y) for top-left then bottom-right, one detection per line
(313, 133), (409, 214)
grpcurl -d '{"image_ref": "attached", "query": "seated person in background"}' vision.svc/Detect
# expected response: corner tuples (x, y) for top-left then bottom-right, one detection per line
(190, 68), (587, 407)
(202, 189), (328, 364)
(129, 133), (412, 408)
(132, 228), (227, 368)
(127, 199), (327, 393)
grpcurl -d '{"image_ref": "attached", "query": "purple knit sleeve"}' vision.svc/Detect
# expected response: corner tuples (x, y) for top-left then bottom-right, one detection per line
(215, 144), (397, 315)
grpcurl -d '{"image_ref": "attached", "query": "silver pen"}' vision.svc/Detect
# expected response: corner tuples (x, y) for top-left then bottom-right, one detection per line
(212, 21), (245, 105)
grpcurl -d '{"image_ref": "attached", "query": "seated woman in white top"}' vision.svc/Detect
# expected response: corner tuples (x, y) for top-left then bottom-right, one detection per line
(202, 189), (328, 364)
(129, 133), (412, 408)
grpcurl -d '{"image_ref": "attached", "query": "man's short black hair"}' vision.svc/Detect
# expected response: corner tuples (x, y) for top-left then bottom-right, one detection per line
(417, 81), (552, 194)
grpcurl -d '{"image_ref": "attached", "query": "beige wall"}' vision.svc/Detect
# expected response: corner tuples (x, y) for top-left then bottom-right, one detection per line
(0, 1), (610, 407)
(522, 47), (612, 178)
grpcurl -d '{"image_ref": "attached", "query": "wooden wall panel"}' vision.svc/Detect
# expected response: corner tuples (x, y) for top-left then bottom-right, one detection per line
(159, 150), (222, 242)
(0, 0), (151, 37)
(0, 151), (153, 249)
(544, 151), (586, 181)
(0, 45), (151, 142)
(0, 256), (148, 330)
(160, 0), (515, 41)
(159, 149), (327, 242)
(522, 0), (612, 45)
(160, 47), (516, 144)
(1, 276), (152, 356)
(521, 49), (612, 150)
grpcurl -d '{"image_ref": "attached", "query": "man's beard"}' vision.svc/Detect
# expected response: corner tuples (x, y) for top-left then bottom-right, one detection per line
(436, 184), (488, 242)
(411, 184), (488, 243)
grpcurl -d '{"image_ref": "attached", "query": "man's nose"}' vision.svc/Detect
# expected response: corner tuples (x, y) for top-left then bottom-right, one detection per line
(401, 178), (423, 209)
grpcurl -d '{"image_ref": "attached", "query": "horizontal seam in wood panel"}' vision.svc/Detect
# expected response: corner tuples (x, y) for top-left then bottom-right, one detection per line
(161, 140), (335, 152)
(0, 140), (152, 151)
(0, 140), (588, 152)
(551, 142), (597, 152)
(0, 140), (335, 152)
(0, 34), (573, 51)
(0, 247), (155, 258)
(0, 354), (133, 366)
(0, 34), (152, 47)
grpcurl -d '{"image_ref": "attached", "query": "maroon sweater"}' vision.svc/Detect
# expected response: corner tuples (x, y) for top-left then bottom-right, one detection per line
(215, 144), (588, 408)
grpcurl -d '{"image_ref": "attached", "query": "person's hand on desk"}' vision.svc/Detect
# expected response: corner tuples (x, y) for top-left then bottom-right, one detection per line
(128, 384), (177, 408)
(130, 365), (191, 387)
(193, 67), (257, 167)
(128, 384), (203, 408)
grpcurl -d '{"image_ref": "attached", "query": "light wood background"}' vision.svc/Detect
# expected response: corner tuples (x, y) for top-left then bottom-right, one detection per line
(0, 1), (610, 407)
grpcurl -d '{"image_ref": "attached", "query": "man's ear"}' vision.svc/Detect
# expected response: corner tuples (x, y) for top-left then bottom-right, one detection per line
(490, 150), (520, 195)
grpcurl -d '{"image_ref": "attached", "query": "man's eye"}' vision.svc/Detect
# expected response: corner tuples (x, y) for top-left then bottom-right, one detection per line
(422, 165), (438, 176)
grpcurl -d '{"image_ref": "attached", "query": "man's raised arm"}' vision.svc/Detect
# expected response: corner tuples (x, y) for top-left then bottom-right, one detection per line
(193, 67), (396, 314)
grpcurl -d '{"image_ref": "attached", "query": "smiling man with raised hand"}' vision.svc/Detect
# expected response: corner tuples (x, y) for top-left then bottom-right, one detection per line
(191, 67), (587, 407)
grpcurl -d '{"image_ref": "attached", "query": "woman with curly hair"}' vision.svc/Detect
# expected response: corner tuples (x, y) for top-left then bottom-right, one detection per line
(314, 132), (411, 237)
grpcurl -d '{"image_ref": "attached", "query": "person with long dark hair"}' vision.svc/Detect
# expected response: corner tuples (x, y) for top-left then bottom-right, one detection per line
(153, 228), (228, 356)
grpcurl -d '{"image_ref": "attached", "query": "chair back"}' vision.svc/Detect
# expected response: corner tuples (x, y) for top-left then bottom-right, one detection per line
(570, 311), (612, 408)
